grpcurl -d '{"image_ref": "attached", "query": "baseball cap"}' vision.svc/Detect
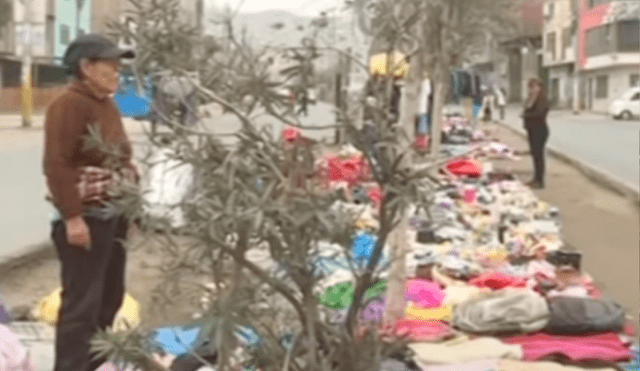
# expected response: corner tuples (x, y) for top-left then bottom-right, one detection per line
(62, 34), (135, 69)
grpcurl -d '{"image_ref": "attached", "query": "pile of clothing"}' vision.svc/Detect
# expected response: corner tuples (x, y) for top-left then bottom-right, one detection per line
(310, 130), (636, 370)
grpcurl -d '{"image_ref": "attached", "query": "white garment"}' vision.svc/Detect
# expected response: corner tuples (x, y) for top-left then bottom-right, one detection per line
(495, 88), (506, 106)
(0, 325), (34, 371)
(418, 79), (432, 115)
(409, 337), (523, 366)
(547, 285), (589, 298)
(526, 259), (556, 279)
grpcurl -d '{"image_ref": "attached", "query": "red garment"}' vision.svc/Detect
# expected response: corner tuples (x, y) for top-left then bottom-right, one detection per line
(501, 332), (632, 363)
(444, 158), (483, 178)
(386, 319), (454, 342)
(282, 125), (301, 143)
(469, 272), (527, 290)
(367, 186), (382, 208)
(325, 155), (370, 186)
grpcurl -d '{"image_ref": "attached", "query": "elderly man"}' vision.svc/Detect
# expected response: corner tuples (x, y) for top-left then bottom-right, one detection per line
(42, 34), (138, 371)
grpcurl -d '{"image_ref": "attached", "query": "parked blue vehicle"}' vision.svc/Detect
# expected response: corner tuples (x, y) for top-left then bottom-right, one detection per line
(113, 72), (154, 120)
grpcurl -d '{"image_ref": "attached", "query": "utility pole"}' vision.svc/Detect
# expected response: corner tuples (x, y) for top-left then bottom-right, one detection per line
(572, 0), (580, 114)
(21, 0), (33, 128)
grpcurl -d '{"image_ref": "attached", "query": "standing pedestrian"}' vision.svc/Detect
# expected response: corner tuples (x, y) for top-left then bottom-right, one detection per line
(522, 78), (550, 189)
(471, 86), (483, 130)
(43, 34), (138, 371)
(480, 86), (495, 123)
(495, 86), (506, 121)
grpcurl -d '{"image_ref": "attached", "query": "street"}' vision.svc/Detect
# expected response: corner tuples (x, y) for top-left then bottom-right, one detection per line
(501, 105), (640, 189)
(0, 102), (339, 263)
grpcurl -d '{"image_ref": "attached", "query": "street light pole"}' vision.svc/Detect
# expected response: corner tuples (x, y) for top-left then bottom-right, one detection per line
(21, 0), (33, 128)
(572, 0), (580, 114)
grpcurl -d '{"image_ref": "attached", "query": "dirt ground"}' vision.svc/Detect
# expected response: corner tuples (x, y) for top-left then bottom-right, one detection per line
(0, 234), (205, 330)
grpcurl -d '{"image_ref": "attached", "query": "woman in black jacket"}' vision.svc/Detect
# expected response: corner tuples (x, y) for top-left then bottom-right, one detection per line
(523, 78), (550, 189)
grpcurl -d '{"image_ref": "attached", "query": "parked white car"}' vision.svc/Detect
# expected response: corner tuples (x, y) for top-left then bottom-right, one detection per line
(609, 87), (640, 120)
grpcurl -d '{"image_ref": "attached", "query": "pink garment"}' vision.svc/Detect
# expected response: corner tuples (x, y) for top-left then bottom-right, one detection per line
(389, 319), (454, 342)
(0, 325), (34, 371)
(501, 332), (632, 363)
(421, 359), (499, 371)
(469, 272), (528, 290)
(405, 279), (445, 308)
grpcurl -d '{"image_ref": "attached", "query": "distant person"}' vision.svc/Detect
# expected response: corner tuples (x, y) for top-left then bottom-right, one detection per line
(495, 86), (507, 121)
(43, 34), (138, 371)
(480, 86), (495, 123)
(522, 78), (550, 189)
(471, 87), (483, 130)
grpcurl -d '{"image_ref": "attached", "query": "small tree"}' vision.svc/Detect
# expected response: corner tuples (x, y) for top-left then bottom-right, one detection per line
(88, 0), (521, 370)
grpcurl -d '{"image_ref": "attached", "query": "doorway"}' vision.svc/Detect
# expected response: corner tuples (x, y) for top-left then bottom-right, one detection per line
(550, 78), (560, 108)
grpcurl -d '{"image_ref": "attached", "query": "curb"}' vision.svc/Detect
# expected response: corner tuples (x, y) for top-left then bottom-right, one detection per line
(495, 121), (640, 206)
(0, 241), (56, 275)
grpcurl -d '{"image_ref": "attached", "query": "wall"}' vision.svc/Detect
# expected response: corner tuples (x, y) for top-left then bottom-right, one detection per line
(543, 0), (575, 66)
(547, 64), (575, 108)
(583, 65), (638, 112)
(0, 85), (66, 112)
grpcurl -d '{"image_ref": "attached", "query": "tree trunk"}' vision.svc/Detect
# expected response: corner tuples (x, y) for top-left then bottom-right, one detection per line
(382, 56), (421, 324)
(430, 79), (445, 162)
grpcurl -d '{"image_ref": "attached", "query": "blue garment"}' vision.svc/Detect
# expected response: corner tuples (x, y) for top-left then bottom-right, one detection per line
(417, 114), (430, 135)
(352, 232), (378, 265)
(152, 326), (201, 356)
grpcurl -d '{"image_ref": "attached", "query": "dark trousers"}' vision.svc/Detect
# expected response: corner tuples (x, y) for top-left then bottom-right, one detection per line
(52, 213), (128, 371)
(526, 124), (549, 183)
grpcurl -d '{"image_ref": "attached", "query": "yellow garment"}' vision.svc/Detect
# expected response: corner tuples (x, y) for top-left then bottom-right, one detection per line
(406, 303), (452, 322)
(32, 288), (141, 332)
(369, 52), (408, 77)
(497, 360), (617, 371)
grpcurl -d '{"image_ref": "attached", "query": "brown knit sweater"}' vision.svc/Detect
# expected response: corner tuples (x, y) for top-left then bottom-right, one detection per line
(43, 80), (135, 220)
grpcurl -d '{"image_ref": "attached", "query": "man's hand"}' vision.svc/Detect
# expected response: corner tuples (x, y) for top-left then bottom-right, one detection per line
(65, 216), (92, 250)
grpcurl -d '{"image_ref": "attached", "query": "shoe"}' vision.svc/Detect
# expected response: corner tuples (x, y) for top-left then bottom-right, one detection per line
(526, 180), (544, 189)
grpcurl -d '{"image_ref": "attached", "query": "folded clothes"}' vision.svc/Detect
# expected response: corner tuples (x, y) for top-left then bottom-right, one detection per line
(409, 337), (523, 366)
(501, 332), (632, 363)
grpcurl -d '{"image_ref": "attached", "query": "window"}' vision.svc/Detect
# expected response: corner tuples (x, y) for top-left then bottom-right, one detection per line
(586, 24), (615, 57)
(595, 75), (608, 99)
(618, 20), (640, 52)
(547, 32), (556, 61)
(60, 25), (70, 45)
(631, 74), (640, 87)
(562, 27), (571, 60)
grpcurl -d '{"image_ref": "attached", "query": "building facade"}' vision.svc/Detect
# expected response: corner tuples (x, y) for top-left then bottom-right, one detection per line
(54, 0), (92, 61)
(577, 0), (640, 112)
(499, 0), (546, 103)
(542, 0), (578, 109)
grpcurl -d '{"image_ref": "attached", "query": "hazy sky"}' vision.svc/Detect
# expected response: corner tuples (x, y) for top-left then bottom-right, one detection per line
(207, 0), (344, 16)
